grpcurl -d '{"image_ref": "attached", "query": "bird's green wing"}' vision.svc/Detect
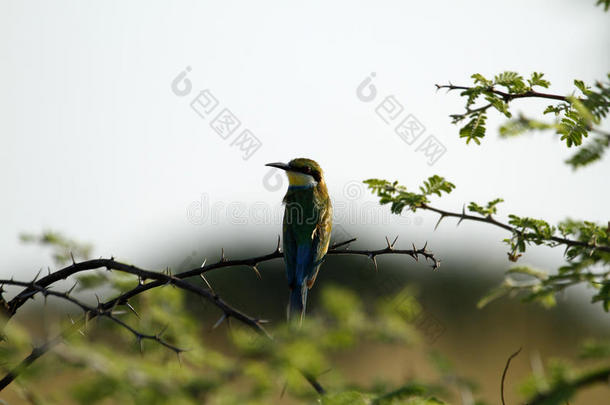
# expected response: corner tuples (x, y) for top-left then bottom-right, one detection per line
(306, 196), (333, 288)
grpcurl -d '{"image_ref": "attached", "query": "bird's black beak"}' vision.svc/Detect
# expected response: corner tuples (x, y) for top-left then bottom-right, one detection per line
(265, 162), (291, 171)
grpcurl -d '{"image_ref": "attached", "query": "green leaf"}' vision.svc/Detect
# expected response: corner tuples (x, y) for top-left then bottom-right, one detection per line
(565, 134), (609, 169)
(364, 176), (454, 214)
(486, 95), (511, 118)
(528, 72), (550, 89)
(580, 339), (610, 358)
(477, 286), (509, 309)
(323, 391), (370, 405)
(419, 175), (456, 197)
(494, 71), (526, 92)
(573, 79), (588, 94)
(506, 266), (548, 281)
(568, 96), (599, 126)
(597, 0), (610, 11)
(592, 282), (610, 312)
(471, 73), (492, 86)
(459, 113), (487, 144)
(467, 198), (504, 216)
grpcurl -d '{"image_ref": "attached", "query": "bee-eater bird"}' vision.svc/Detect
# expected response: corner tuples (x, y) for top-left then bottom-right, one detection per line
(266, 158), (332, 323)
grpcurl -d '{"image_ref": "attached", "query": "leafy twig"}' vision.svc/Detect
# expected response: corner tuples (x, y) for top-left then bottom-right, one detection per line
(524, 366), (610, 405)
(420, 203), (610, 255)
(365, 177), (610, 310)
(436, 72), (610, 166)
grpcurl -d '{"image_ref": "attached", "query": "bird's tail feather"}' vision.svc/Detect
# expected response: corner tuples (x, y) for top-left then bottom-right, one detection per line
(287, 284), (308, 324)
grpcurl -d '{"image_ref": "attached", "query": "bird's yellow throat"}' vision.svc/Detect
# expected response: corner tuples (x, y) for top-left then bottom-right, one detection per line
(287, 171), (317, 187)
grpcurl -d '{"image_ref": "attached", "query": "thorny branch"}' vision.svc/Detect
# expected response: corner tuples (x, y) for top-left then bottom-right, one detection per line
(0, 267), (266, 390)
(437, 82), (565, 124)
(435, 82), (581, 134)
(0, 236), (440, 391)
(4, 258), (270, 334)
(435, 83), (570, 123)
(5, 237), (439, 318)
(0, 279), (183, 354)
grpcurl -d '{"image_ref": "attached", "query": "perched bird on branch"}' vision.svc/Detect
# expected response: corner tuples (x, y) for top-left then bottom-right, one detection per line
(266, 158), (333, 324)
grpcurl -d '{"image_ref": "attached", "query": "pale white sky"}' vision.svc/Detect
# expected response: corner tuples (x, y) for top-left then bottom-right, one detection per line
(0, 0), (608, 280)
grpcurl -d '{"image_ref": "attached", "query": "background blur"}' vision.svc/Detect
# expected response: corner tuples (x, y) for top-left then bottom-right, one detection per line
(1, 0), (609, 403)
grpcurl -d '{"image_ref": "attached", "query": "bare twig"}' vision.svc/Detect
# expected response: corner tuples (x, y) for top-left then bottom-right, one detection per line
(0, 337), (59, 392)
(501, 347), (522, 405)
(301, 370), (326, 395)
